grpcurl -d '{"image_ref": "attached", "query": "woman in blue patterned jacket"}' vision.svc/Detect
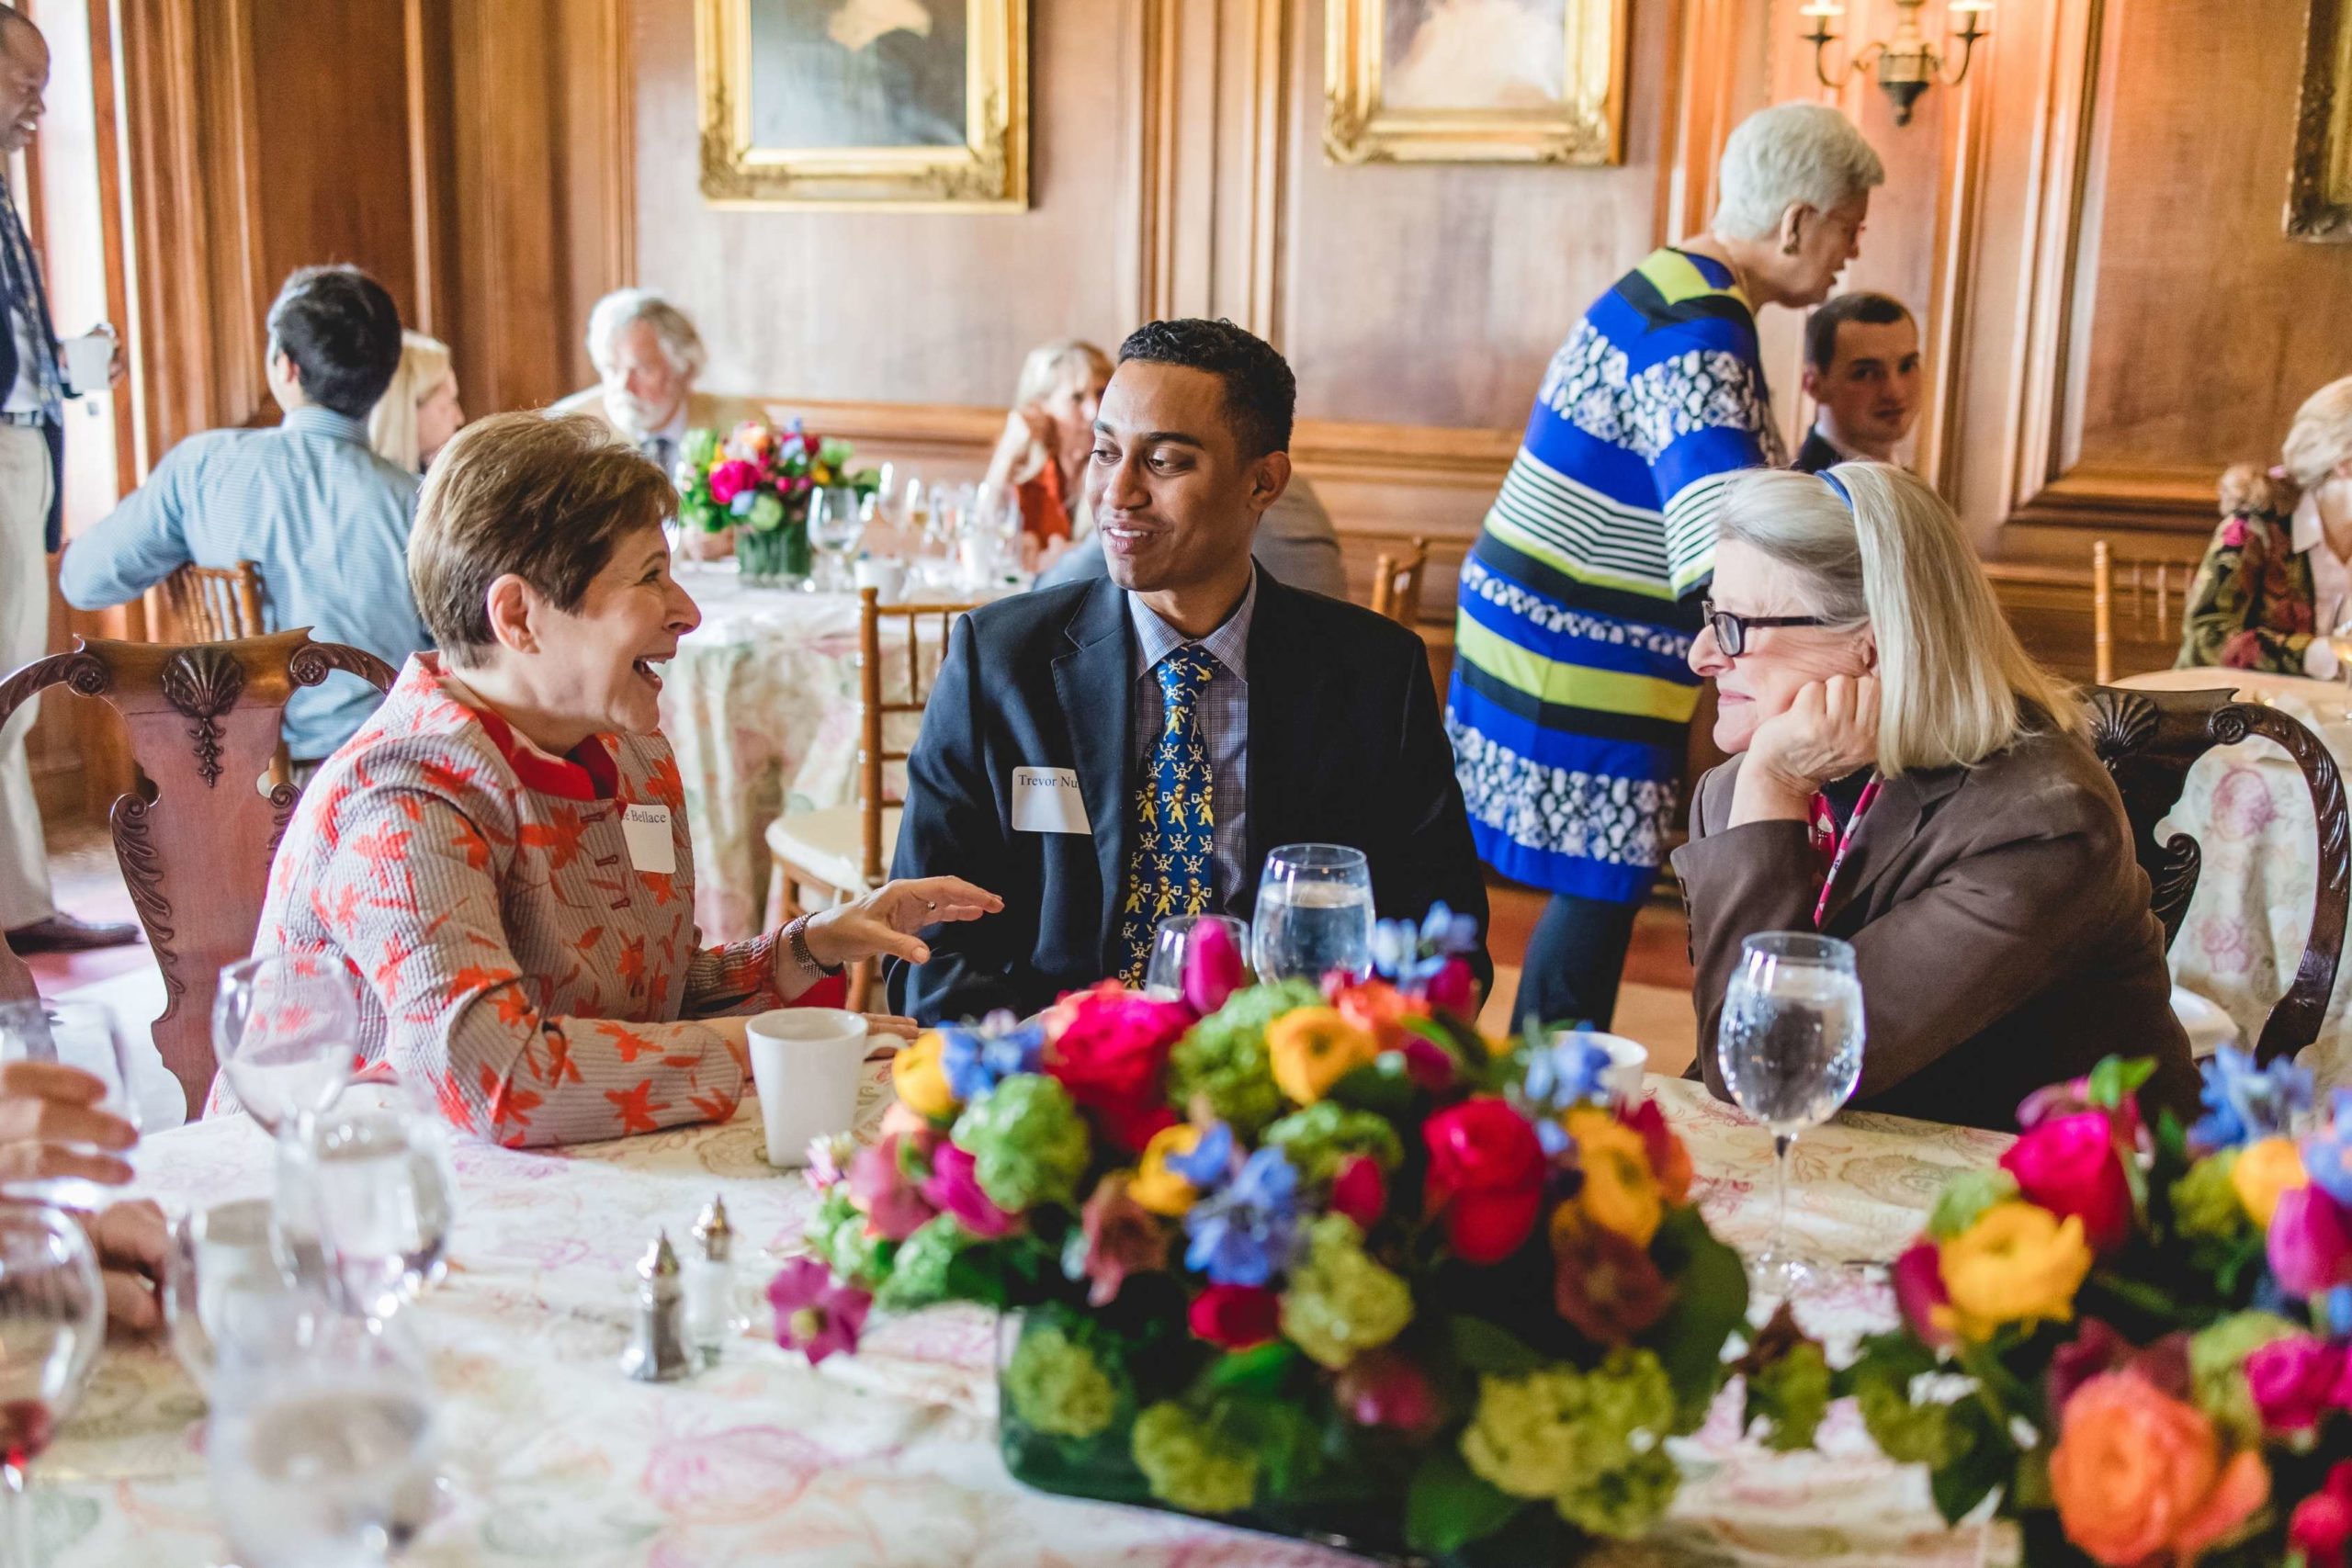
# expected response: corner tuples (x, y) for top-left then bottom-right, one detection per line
(1446, 102), (1884, 1032)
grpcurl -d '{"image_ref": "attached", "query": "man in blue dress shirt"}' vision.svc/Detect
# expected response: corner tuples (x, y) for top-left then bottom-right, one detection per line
(61, 265), (430, 785)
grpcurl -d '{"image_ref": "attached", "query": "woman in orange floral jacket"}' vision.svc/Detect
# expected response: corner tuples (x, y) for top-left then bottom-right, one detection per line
(249, 412), (999, 1146)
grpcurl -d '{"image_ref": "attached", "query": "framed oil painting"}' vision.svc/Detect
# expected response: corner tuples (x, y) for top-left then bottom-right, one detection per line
(698, 0), (1028, 209)
(2291, 0), (2352, 239)
(1326, 0), (1627, 165)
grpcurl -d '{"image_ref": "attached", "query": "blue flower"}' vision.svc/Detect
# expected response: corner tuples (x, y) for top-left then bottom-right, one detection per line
(2305, 1089), (2352, 1206)
(1165, 1121), (1236, 1192)
(1522, 1032), (1611, 1116)
(2190, 1047), (2314, 1150)
(938, 1010), (1046, 1103)
(1370, 902), (1481, 991)
(1182, 1146), (1302, 1286)
(2325, 1283), (2352, 1339)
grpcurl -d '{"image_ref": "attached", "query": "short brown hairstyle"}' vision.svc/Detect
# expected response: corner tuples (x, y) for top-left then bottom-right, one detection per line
(409, 412), (674, 667)
(1803, 290), (1914, 372)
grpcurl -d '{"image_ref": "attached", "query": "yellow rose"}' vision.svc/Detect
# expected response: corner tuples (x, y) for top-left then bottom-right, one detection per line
(1132, 1123), (1204, 1216)
(2230, 1137), (2310, 1228)
(1266, 1008), (1380, 1106)
(890, 1032), (959, 1121)
(1934, 1201), (2093, 1342)
(1563, 1106), (1662, 1247)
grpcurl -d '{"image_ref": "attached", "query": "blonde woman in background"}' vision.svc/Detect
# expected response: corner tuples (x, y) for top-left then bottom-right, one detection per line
(1676, 462), (2198, 1130)
(368, 331), (465, 473)
(982, 338), (1112, 564)
(2179, 376), (2352, 675)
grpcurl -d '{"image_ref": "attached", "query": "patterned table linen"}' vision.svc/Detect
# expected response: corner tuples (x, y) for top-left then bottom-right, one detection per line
(47, 1076), (2018, 1566)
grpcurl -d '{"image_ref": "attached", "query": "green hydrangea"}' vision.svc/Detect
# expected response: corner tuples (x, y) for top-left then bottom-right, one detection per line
(2172, 1150), (2251, 1245)
(1854, 1379), (1964, 1469)
(806, 1184), (883, 1286)
(1003, 1325), (1120, 1440)
(1262, 1101), (1405, 1185)
(1131, 1402), (1259, 1515)
(1168, 981), (1323, 1138)
(876, 1214), (970, 1312)
(1555, 1447), (1679, 1539)
(1746, 1341), (1831, 1453)
(1459, 1350), (1674, 1501)
(1279, 1215), (1413, 1370)
(1927, 1169), (2021, 1241)
(952, 1075), (1091, 1213)
(2189, 1310), (2301, 1445)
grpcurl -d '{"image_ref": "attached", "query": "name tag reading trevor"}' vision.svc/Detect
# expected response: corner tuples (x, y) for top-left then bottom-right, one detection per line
(1012, 767), (1091, 834)
(621, 804), (677, 874)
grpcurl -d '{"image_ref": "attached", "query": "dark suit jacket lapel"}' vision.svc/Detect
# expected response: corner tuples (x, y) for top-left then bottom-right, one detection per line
(1820, 764), (1966, 929)
(1050, 578), (1136, 972)
(1239, 574), (1332, 917)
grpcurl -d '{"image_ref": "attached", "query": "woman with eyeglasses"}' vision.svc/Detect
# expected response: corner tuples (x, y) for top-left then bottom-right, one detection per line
(1673, 462), (2197, 1130)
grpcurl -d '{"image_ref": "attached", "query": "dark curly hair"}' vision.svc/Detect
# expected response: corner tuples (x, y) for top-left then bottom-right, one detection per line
(1114, 318), (1295, 457)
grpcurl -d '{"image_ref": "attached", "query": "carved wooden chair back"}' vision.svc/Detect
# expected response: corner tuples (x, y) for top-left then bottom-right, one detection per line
(159, 561), (266, 643)
(2087, 684), (2349, 1064)
(1369, 537), (1430, 628)
(0, 631), (395, 1114)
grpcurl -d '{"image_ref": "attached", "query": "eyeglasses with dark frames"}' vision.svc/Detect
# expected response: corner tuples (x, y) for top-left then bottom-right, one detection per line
(1700, 600), (1830, 658)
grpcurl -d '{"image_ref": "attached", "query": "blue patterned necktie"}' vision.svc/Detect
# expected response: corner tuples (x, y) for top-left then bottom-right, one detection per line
(0, 186), (60, 418)
(1118, 645), (1220, 986)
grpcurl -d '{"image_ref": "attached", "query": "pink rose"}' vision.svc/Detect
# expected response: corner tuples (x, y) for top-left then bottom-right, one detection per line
(1183, 919), (1245, 1015)
(920, 1143), (1019, 1239)
(1893, 1241), (1957, 1350)
(1330, 1155), (1387, 1230)
(707, 458), (760, 505)
(2243, 1335), (2347, 1434)
(846, 1131), (936, 1242)
(1335, 1348), (1442, 1437)
(1189, 1283), (1280, 1349)
(2269, 1186), (2352, 1299)
(1044, 987), (1193, 1156)
(1422, 1097), (1545, 1264)
(2000, 1111), (2134, 1254)
(2290, 1461), (2352, 1568)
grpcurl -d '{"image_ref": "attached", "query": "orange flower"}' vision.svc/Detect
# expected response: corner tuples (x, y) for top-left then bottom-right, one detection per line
(2048, 1371), (2270, 1566)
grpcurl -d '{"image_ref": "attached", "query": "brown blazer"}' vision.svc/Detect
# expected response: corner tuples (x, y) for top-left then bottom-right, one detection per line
(1671, 728), (2200, 1132)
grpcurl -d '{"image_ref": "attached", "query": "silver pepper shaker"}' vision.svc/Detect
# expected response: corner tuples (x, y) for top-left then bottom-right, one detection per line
(684, 1195), (741, 1367)
(621, 1230), (692, 1382)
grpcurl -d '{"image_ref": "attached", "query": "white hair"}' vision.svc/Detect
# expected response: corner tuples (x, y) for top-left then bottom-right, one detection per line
(584, 288), (707, 381)
(1710, 103), (1885, 242)
(2281, 375), (2352, 491)
(1715, 463), (2079, 776)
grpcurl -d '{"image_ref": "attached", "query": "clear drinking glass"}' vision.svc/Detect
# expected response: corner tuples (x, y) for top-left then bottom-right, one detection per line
(213, 955), (357, 1136)
(296, 1107), (456, 1325)
(164, 1196), (316, 1399)
(0, 1202), (105, 1568)
(208, 1308), (441, 1567)
(1715, 931), (1866, 1300)
(1251, 845), (1375, 986)
(0, 1002), (141, 1212)
(807, 486), (864, 591)
(2330, 618), (2352, 717)
(1141, 915), (1250, 1002)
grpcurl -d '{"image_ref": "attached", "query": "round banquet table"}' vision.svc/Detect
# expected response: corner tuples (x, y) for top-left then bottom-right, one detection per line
(50, 1077), (2020, 1567)
(2111, 666), (2352, 1087)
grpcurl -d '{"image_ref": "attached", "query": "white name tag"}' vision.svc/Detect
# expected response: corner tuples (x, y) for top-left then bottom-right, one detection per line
(1012, 766), (1091, 834)
(621, 804), (677, 874)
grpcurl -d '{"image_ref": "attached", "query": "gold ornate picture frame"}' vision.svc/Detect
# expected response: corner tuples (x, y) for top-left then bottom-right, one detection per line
(2291, 0), (2352, 239)
(697, 0), (1028, 210)
(1325, 0), (1627, 166)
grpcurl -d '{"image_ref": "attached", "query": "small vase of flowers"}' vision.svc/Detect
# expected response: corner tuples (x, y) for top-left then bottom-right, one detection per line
(675, 418), (873, 587)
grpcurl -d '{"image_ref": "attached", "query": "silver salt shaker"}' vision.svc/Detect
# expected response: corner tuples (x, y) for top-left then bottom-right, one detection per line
(621, 1230), (692, 1382)
(684, 1194), (741, 1367)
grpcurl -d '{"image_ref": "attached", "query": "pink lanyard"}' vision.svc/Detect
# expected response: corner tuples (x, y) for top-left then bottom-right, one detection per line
(1808, 773), (1883, 931)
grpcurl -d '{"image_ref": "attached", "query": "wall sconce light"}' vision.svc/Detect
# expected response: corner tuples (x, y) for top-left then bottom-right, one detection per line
(1801, 0), (1990, 126)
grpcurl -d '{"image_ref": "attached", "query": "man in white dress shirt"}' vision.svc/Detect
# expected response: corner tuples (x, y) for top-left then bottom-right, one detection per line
(548, 288), (707, 479)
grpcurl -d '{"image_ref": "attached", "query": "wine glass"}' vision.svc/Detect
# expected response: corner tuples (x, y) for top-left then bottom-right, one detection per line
(807, 486), (864, 591)
(296, 1106), (456, 1326)
(1251, 845), (1375, 986)
(1141, 915), (1250, 1002)
(208, 1306), (441, 1566)
(1715, 931), (1865, 1301)
(213, 955), (357, 1136)
(0, 1002), (141, 1212)
(2329, 617), (2352, 717)
(0, 1202), (105, 1568)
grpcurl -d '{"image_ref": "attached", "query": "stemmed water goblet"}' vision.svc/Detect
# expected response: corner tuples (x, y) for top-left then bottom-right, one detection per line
(1251, 845), (1375, 986)
(0, 1002), (141, 1212)
(0, 1202), (104, 1568)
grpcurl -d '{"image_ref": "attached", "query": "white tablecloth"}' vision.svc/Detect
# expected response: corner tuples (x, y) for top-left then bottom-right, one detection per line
(2112, 668), (2352, 1086)
(44, 1077), (2019, 1566)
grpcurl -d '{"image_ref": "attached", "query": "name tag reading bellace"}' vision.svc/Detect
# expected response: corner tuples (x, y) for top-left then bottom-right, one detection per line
(620, 804), (677, 875)
(1011, 767), (1091, 834)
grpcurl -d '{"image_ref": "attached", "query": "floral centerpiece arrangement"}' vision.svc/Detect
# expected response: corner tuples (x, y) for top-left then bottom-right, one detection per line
(674, 417), (874, 585)
(1849, 1048), (2352, 1566)
(774, 909), (1828, 1562)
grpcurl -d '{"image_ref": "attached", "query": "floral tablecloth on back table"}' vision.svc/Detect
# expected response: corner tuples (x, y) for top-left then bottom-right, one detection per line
(50, 1077), (2018, 1566)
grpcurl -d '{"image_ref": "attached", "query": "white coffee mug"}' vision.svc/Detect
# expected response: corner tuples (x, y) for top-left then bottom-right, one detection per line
(853, 557), (907, 604)
(746, 1008), (870, 1168)
(62, 331), (114, 398)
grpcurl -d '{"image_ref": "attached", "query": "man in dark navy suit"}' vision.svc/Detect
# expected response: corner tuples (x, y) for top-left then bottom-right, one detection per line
(0, 10), (135, 956)
(888, 318), (1487, 1023)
